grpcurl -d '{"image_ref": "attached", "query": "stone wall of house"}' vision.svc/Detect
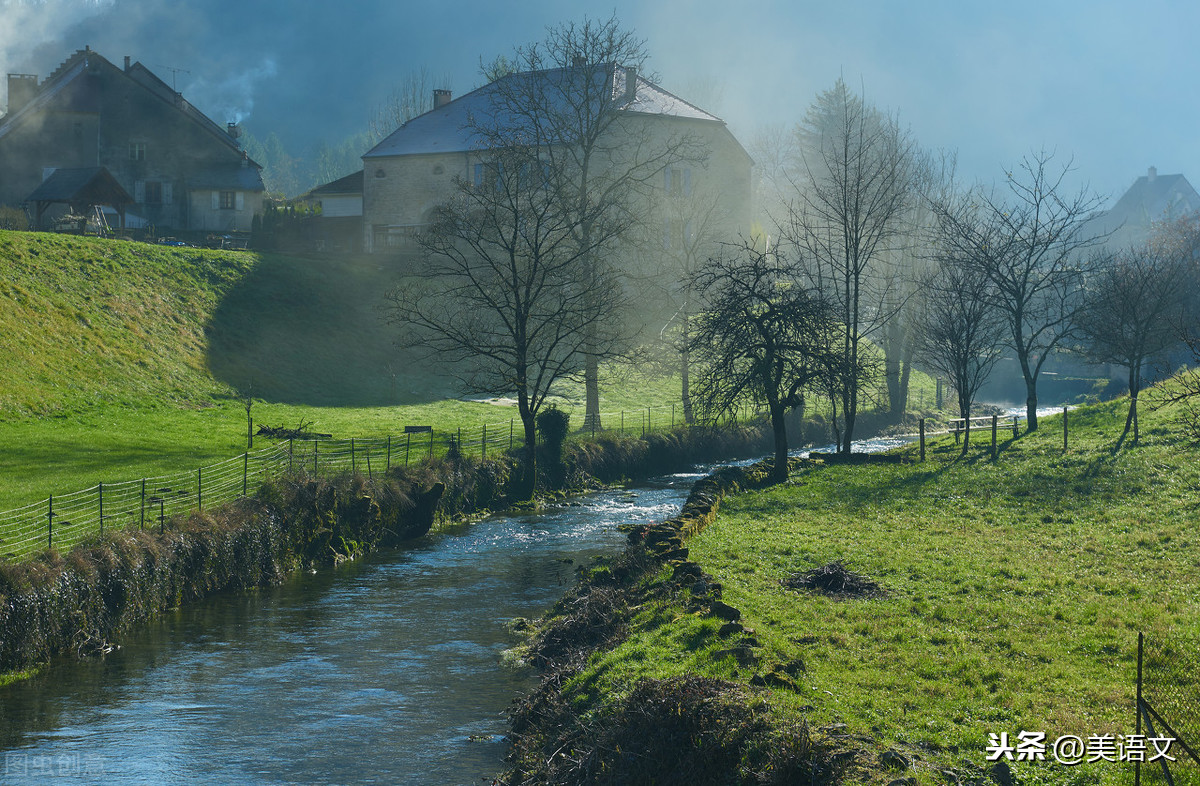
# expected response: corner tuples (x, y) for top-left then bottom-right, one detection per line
(362, 151), (470, 252)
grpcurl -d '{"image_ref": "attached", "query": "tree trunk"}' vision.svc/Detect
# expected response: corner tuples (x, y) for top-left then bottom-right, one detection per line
(1122, 362), (1141, 446)
(584, 354), (601, 431)
(517, 412), (537, 501)
(884, 318), (905, 417)
(681, 347), (694, 424)
(1019, 352), (1039, 432)
(958, 389), (971, 457)
(769, 401), (789, 484)
(681, 311), (694, 424)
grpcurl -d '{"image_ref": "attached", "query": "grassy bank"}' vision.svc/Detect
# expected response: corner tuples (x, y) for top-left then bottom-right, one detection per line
(0, 422), (771, 678)
(511, 388), (1200, 785)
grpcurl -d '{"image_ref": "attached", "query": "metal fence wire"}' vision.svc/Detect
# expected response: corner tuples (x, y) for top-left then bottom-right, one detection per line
(1138, 632), (1200, 784)
(0, 404), (692, 564)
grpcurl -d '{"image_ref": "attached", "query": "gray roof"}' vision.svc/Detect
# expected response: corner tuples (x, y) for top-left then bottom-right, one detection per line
(1087, 168), (1200, 245)
(28, 166), (133, 204)
(364, 64), (724, 159)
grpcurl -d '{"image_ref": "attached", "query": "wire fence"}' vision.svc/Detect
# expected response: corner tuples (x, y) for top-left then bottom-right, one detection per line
(0, 403), (696, 563)
(1137, 632), (1200, 784)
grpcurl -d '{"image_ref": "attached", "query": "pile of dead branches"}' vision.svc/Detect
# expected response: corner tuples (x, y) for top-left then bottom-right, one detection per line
(783, 561), (884, 599)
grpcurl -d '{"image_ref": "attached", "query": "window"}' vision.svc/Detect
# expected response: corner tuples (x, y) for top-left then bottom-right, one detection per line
(665, 167), (691, 197)
(144, 181), (162, 205)
(219, 191), (235, 210)
(129, 142), (146, 161)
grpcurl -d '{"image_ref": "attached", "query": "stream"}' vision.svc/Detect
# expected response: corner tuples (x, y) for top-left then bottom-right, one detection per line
(0, 469), (709, 785)
(0, 424), (966, 785)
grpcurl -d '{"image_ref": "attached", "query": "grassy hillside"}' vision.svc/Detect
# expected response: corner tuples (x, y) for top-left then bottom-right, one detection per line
(0, 231), (691, 510)
(559, 388), (1200, 785)
(0, 231), (251, 416)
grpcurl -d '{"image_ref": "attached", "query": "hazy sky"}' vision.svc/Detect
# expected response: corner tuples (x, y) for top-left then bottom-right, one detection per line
(1, 0), (1193, 203)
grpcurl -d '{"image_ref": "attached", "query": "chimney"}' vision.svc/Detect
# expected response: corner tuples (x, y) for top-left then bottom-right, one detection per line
(572, 54), (586, 68)
(124, 56), (131, 72)
(433, 89), (452, 109)
(625, 66), (637, 102)
(6, 73), (39, 115)
(1147, 166), (1157, 182)
(226, 122), (241, 140)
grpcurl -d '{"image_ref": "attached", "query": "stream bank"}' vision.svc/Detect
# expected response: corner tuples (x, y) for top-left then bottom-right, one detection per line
(0, 423), (771, 677)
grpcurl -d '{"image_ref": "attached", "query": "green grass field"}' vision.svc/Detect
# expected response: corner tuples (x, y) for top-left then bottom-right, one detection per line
(563, 390), (1200, 785)
(0, 230), (692, 511)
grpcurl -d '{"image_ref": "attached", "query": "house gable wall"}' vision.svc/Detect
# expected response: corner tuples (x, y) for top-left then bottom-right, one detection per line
(0, 51), (263, 232)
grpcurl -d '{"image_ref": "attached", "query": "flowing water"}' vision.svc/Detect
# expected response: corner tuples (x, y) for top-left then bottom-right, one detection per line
(0, 431), (927, 786)
(0, 470), (709, 785)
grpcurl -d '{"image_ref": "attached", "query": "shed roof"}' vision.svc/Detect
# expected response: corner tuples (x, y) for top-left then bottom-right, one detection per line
(28, 166), (133, 205)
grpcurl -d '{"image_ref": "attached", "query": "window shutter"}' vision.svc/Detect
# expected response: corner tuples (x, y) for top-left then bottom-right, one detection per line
(235, 192), (244, 211)
(135, 180), (145, 203)
(212, 191), (220, 210)
(163, 182), (173, 205)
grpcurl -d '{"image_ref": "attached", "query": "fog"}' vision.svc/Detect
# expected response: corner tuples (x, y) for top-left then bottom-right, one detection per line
(2, 0), (1197, 201)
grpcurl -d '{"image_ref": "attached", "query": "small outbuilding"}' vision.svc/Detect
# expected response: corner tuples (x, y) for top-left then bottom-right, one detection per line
(27, 166), (133, 231)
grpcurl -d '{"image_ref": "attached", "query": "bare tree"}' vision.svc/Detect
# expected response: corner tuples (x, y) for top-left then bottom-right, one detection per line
(1078, 230), (1195, 445)
(368, 68), (452, 141)
(640, 181), (725, 423)
(388, 144), (625, 499)
(877, 148), (957, 417)
(930, 152), (1106, 431)
(914, 243), (1006, 455)
(479, 15), (706, 430)
(785, 79), (916, 453)
(689, 245), (840, 483)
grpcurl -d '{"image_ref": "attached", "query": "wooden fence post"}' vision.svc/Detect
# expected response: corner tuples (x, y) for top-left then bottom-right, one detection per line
(47, 495), (53, 550)
(621, 410), (625, 434)
(198, 467), (203, 511)
(314, 440), (319, 474)
(140, 479), (146, 530)
(991, 415), (998, 460)
(428, 429), (434, 459)
(405, 433), (411, 466)
(1012, 415), (1019, 437)
(98, 483), (104, 536)
(919, 418), (926, 462)
(289, 439), (294, 472)
(243, 452), (249, 496)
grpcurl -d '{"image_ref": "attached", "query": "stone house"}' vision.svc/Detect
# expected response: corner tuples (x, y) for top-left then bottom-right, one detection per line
(360, 65), (752, 255)
(0, 47), (264, 234)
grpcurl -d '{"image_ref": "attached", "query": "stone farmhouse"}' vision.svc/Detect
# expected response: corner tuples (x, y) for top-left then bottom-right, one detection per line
(358, 63), (752, 254)
(0, 47), (264, 234)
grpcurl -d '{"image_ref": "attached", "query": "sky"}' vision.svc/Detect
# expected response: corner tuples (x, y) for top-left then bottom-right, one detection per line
(0, 0), (1195, 205)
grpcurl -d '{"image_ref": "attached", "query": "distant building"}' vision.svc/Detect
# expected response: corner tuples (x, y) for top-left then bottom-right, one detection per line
(1089, 167), (1200, 248)
(360, 64), (752, 254)
(0, 47), (265, 234)
(299, 169), (364, 253)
